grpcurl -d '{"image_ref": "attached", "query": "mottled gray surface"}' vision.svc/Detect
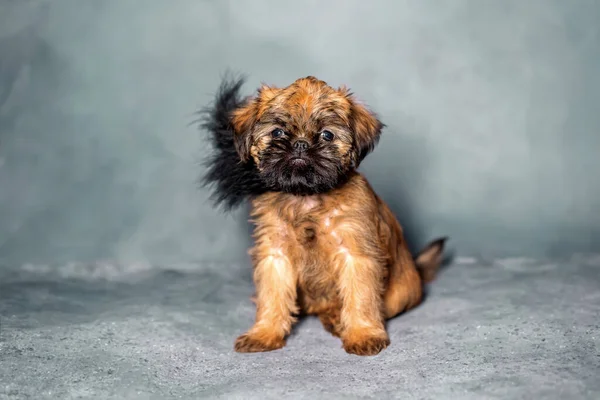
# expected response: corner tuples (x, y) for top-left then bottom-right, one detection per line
(1, 256), (599, 399)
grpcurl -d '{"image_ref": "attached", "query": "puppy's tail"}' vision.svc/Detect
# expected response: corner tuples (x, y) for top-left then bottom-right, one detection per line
(414, 237), (448, 283)
(196, 74), (267, 211)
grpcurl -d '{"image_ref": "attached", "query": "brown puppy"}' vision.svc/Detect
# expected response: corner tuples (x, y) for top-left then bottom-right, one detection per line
(200, 75), (446, 356)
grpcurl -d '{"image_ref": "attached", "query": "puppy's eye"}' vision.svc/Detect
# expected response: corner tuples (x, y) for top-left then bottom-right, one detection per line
(271, 128), (285, 138)
(320, 130), (334, 141)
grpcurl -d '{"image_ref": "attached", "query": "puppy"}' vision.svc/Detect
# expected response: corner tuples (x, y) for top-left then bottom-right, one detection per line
(200, 75), (446, 356)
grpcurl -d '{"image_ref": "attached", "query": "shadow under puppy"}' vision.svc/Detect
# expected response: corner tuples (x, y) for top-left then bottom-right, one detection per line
(200, 75), (446, 356)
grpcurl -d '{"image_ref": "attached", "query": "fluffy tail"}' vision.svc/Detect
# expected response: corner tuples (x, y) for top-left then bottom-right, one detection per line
(196, 75), (267, 211)
(414, 237), (448, 283)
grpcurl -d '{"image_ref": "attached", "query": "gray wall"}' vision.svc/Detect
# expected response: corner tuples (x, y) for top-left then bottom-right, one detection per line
(1, 0), (599, 266)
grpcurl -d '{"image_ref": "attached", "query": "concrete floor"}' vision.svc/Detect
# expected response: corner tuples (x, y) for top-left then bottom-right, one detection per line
(1, 255), (599, 399)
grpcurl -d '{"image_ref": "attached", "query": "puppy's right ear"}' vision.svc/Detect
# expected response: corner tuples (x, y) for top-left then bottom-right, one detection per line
(230, 99), (259, 163)
(230, 85), (280, 163)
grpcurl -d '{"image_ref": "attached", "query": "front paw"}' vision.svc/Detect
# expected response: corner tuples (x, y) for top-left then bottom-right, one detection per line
(342, 330), (390, 356)
(234, 330), (286, 353)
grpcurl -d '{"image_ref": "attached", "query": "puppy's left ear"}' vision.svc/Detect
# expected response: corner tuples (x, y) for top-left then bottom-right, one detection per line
(349, 98), (384, 164)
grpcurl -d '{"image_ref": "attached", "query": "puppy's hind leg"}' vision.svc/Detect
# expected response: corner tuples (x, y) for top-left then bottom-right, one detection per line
(299, 294), (343, 338)
(383, 237), (447, 319)
(318, 304), (342, 338)
(383, 241), (423, 319)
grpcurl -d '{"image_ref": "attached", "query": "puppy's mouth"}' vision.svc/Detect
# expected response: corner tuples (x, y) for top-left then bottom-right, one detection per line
(260, 151), (349, 195)
(289, 156), (308, 167)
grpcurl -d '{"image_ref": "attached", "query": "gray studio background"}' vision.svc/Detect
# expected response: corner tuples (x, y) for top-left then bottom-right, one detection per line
(1, 0), (599, 267)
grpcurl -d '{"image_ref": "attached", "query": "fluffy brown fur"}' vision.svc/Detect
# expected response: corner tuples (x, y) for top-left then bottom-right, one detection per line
(202, 76), (446, 356)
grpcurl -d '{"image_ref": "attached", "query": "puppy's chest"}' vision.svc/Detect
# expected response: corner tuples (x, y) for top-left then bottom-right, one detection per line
(286, 213), (342, 298)
(287, 211), (342, 253)
(264, 195), (346, 260)
(259, 200), (346, 298)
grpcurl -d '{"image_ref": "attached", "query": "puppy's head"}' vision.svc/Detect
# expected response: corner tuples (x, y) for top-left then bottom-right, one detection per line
(230, 76), (383, 195)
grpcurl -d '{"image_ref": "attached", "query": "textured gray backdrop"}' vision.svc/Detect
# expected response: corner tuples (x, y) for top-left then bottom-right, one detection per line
(1, 0), (599, 266)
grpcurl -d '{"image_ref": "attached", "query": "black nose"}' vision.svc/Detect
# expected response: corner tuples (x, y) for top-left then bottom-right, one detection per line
(293, 140), (309, 152)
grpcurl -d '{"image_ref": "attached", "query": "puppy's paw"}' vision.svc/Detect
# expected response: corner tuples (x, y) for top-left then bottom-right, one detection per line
(234, 330), (285, 353)
(342, 330), (390, 356)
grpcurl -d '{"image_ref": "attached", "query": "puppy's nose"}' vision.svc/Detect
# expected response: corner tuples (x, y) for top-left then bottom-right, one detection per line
(293, 139), (310, 152)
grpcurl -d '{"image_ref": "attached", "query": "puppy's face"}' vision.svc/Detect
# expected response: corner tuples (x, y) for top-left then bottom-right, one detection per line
(230, 76), (383, 195)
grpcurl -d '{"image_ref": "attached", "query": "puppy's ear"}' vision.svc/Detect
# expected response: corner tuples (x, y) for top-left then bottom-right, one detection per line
(230, 99), (259, 163)
(230, 85), (279, 163)
(349, 97), (384, 164)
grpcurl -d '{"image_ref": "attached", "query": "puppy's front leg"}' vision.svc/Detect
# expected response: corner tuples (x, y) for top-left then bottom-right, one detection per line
(335, 251), (389, 356)
(234, 249), (298, 353)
